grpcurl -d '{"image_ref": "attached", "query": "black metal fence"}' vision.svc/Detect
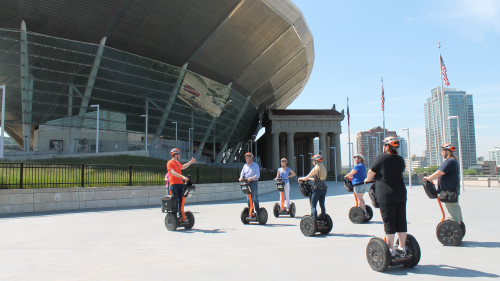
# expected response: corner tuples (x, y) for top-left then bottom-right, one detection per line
(0, 162), (277, 189)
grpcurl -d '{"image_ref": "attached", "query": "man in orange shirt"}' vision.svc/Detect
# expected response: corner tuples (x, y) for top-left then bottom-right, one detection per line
(167, 148), (196, 217)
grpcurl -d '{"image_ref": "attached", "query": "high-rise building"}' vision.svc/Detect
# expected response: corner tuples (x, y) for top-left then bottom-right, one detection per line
(356, 126), (407, 169)
(424, 87), (477, 169)
(489, 148), (500, 163)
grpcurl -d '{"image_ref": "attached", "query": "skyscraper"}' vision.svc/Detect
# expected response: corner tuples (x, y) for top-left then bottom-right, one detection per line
(424, 87), (477, 168)
(356, 126), (407, 169)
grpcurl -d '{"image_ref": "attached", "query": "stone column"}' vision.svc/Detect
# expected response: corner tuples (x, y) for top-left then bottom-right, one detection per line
(279, 135), (286, 160)
(286, 133), (295, 171)
(326, 134), (331, 171)
(306, 136), (314, 172)
(272, 133), (279, 169)
(319, 133), (327, 169)
(329, 133), (336, 179)
(333, 132), (342, 178)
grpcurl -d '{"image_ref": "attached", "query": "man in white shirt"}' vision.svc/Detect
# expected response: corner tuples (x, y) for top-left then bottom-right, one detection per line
(239, 152), (260, 211)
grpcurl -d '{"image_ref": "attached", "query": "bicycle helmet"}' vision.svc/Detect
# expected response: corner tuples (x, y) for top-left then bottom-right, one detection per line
(280, 158), (288, 163)
(382, 136), (400, 149)
(441, 143), (456, 152)
(170, 148), (181, 156)
(354, 154), (364, 161)
(311, 154), (323, 162)
(244, 152), (254, 158)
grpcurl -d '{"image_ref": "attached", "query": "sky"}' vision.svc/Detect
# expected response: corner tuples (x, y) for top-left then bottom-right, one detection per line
(284, 0), (500, 166)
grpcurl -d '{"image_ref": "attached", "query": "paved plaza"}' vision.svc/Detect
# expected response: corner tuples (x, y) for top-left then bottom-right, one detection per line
(1, 181), (499, 280)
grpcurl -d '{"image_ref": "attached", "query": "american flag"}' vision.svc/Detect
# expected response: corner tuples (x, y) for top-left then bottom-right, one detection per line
(381, 86), (385, 111)
(441, 55), (450, 86)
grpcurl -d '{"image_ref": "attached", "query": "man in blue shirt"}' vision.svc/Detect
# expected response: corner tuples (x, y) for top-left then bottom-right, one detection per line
(239, 152), (260, 211)
(345, 154), (368, 217)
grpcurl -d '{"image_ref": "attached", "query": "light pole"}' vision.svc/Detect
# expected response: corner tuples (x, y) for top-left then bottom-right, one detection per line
(0, 85), (5, 158)
(448, 116), (465, 191)
(141, 114), (148, 151)
(189, 127), (194, 159)
(330, 147), (337, 183)
(347, 142), (353, 170)
(172, 122), (177, 148)
(401, 128), (411, 188)
(294, 156), (297, 173)
(253, 134), (257, 160)
(90, 104), (99, 153)
(300, 155), (304, 177)
(308, 152), (312, 171)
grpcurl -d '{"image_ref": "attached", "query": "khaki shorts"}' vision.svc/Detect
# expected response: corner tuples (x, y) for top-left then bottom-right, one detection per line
(353, 184), (367, 193)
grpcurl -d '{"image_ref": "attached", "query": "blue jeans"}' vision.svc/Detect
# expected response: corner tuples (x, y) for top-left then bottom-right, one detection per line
(248, 181), (259, 211)
(169, 184), (184, 217)
(311, 189), (327, 220)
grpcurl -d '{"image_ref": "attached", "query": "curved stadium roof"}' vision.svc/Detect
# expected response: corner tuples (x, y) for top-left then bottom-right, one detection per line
(0, 0), (314, 110)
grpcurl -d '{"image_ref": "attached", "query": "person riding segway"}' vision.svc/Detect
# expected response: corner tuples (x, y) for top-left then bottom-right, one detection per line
(273, 158), (297, 217)
(423, 143), (465, 246)
(298, 154), (333, 236)
(345, 154), (373, 223)
(364, 136), (420, 271)
(239, 153), (268, 225)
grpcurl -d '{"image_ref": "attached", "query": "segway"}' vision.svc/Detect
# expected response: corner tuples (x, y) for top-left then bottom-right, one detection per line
(273, 177), (296, 217)
(345, 178), (373, 223)
(161, 177), (196, 231)
(298, 180), (333, 236)
(422, 173), (465, 246)
(240, 177), (268, 225)
(366, 234), (421, 272)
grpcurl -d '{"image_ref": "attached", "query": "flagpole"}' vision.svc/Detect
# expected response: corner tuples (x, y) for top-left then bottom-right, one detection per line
(347, 97), (351, 171)
(381, 76), (385, 139)
(438, 41), (446, 144)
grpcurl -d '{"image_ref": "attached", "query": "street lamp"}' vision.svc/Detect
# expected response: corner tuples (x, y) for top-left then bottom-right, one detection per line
(308, 152), (312, 171)
(448, 116), (465, 191)
(141, 114), (148, 151)
(330, 147), (337, 183)
(401, 128), (411, 188)
(294, 156), (297, 173)
(253, 134), (257, 160)
(300, 155), (304, 177)
(189, 127), (194, 159)
(90, 104), (99, 153)
(172, 122), (177, 148)
(0, 85), (5, 158)
(347, 142), (353, 170)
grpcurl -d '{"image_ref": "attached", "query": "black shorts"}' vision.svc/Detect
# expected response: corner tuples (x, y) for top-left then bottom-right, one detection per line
(378, 202), (407, 234)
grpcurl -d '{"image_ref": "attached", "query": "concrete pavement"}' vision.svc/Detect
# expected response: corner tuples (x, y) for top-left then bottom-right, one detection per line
(1, 181), (499, 280)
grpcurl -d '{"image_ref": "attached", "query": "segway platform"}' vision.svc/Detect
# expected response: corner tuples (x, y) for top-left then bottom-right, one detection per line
(240, 178), (268, 225)
(273, 178), (296, 217)
(366, 234), (421, 272)
(161, 181), (196, 231)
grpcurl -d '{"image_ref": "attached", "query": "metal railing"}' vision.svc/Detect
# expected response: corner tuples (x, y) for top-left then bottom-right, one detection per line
(0, 162), (277, 189)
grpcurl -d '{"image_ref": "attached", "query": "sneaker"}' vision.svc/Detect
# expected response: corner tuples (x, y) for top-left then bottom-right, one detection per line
(389, 248), (395, 257)
(396, 246), (406, 257)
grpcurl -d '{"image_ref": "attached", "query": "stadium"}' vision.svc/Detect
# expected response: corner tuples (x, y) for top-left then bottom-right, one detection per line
(0, 0), (314, 163)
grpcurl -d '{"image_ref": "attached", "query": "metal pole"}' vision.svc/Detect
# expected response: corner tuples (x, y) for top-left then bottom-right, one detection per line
(347, 97), (351, 170)
(1, 85), (5, 158)
(449, 116), (464, 191)
(439, 41), (447, 143)
(189, 127), (194, 159)
(347, 142), (353, 171)
(141, 115), (148, 151)
(308, 152), (312, 172)
(381, 76), (385, 139)
(172, 122), (177, 148)
(331, 147), (337, 183)
(253, 134), (257, 161)
(402, 128), (411, 188)
(90, 104), (99, 153)
(300, 155), (304, 177)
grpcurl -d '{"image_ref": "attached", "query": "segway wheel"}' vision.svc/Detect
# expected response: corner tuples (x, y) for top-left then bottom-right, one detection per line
(460, 221), (466, 238)
(185, 211), (195, 229)
(300, 215), (317, 236)
(289, 203), (296, 217)
(241, 207), (250, 224)
(366, 237), (391, 272)
(395, 234), (421, 268)
(349, 206), (364, 224)
(436, 220), (463, 246)
(364, 205), (373, 222)
(257, 208), (268, 225)
(165, 212), (178, 231)
(320, 214), (333, 234)
(273, 202), (280, 218)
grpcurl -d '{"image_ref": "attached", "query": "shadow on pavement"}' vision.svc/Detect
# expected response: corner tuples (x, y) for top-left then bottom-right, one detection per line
(262, 223), (296, 227)
(182, 228), (232, 234)
(461, 241), (500, 248)
(384, 264), (500, 278)
(309, 233), (376, 239)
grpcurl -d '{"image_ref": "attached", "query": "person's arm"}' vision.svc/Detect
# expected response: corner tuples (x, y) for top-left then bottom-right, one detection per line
(364, 169), (376, 184)
(170, 168), (188, 182)
(239, 166), (246, 181)
(249, 164), (260, 181)
(298, 170), (315, 182)
(424, 170), (445, 181)
(288, 169), (296, 178)
(274, 170), (280, 181)
(182, 158), (196, 169)
(345, 169), (357, 178)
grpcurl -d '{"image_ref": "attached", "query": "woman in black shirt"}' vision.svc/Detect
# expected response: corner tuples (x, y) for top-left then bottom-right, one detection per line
(364, 136), (407, 256)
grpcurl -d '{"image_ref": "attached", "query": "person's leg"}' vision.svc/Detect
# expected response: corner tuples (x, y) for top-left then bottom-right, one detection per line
(445, 198), (463, 224)
(251, 181), (259, 210)
(318, 189), (327, 219)
(379, 203), (397, 252)
(285, 182), (291, 210)
(395, 202), (408, 250)
(355, 193), (366, 210)
(310, 190), (320, 219)
(169, 184), (183, 217)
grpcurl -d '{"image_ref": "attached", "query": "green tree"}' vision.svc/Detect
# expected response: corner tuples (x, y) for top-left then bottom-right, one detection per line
(424, 166), (440, 175)
(463, 169), (478, 175)
(413, 167), (425, 174)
